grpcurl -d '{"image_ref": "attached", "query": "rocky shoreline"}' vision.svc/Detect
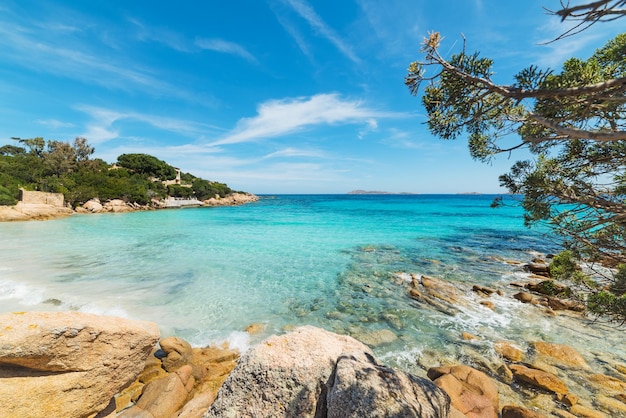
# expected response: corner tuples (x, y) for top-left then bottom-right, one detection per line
(0, 192), (259, 222)
(2, 257), (626, 417)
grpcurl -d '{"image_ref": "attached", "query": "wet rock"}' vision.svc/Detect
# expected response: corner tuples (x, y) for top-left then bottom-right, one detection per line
(472, 284), (496, 296)
(514, 292), (534, 303)
(245, 323), (266, 335)
(526, 280), (570, 296)
(0, 311), (159, 418)
(480, 300), (495, 310)
(555, 392), (579, 407)
(525, 263), (550, 277)
(494, 341), (524, 363)
(570, 404), (606, 418)
(596, 395), (626, 415)
(427, 364), (499, 418)
(588, 373), (626, 392)
(354, 328), (398, 347)
(462, 332), (480, 341)
(532, 341), (588, 368)
(501, 405), (547, 418)
(509, 364), (568, 395)
(543, 297), (585, 312)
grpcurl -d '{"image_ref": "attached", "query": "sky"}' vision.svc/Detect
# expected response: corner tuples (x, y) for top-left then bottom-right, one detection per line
(0, 1), (623, 194)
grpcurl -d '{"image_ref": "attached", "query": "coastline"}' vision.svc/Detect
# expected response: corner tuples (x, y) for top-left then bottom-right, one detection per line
(0, 192), (259, 223)
(3, 260), (626, 417)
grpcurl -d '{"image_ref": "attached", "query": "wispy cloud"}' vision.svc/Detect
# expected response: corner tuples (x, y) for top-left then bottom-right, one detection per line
(76, 105), (224, 144)
(195, 38), (258, 63)
(129, 18), (192, 52)
(280, 0), (360, 64)
(262, 147), (327, 159)
(0, 10), (219, 106)
(36, 119), (76, 129)
(211, 93), (404, 146)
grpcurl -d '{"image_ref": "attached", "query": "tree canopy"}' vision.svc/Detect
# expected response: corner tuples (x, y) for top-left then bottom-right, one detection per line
(0, 137), (236, 207)
(405, 2), (626, 322)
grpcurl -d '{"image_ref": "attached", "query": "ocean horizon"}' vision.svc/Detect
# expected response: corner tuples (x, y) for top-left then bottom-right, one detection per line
(1, 194), (623, 374)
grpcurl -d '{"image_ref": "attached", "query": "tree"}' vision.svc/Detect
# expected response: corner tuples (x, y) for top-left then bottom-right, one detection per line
(117, 153), (177, 180)
(405, 3), (626, 321)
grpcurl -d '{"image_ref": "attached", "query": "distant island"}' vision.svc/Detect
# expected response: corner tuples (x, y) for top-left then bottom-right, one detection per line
(347, 190), (417, 195)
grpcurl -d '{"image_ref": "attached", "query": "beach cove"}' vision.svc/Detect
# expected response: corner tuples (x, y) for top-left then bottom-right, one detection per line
(1, 194), (625, 416)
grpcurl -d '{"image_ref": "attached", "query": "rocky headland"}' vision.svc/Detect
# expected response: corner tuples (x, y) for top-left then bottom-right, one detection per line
(0, 192), (259, 222)
(2, 256), (626, 418)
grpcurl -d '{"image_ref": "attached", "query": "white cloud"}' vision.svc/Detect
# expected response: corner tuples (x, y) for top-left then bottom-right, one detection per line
(262, 147), (327, 159)
(76, 105), (224, 144)
(211, 93), (404, 146)
(282, 0), (360, 64)
(195, 38), (258, 63)
(36, 119), (75, 129)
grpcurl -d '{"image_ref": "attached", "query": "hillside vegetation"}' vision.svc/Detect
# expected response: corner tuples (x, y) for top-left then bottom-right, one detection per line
(0, 137), (234, 207)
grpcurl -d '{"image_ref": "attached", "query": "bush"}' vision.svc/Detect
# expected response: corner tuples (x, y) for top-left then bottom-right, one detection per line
(549, 250), (580, 280)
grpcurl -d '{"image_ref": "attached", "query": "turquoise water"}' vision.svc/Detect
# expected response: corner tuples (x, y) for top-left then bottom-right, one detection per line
(1, 194), (622, 372)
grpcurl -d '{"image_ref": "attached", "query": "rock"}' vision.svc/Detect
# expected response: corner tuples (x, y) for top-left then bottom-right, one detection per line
(501, 405), (547, 417)
(353, 328), (398, 346)
(494, 341), (524, 362)
(176, 391), (217, 418)
(160, 336), (193, 372)
(0, 202), (74, 221)
(513, 292), (534, 303)
(462, 332), (480, 341)
(120, 365), (195, 418)
(596, 395), (626, 415)
(427, 364), (499, 418)
(203, 326), (450, 418)
(0, 311), (159, 418)
(525, 263), (550, 277)
(543, 297), (585, 312)
(553, 411), (578, 418)
(526, 280), (570, 296)
(104, 199), (133, 212)
(480, 300), (495, 310)
(556, 392), (579, 407)
(588, 373), (626, 391)
(83, 198), (103, 213)
(570, 404), (607, 418)
(532, 341), (588, 368)
(327, 354), (450, 418)
(509, 364), (568, 394)
(615, 363), (626, 375)
(472, 284), (496, 296)
(245, 323), (266, 334)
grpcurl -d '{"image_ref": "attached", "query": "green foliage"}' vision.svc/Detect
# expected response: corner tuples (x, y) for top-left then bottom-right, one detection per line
(0, 137), (235, 207)
(549, 251), (580, 281)
(167, 184), (195, 198)
(407, 25), (626, 322)
(117, 153), (177, 180)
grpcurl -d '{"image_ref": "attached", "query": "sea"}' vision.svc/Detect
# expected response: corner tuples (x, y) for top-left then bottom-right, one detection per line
(1, 194), (623, 374)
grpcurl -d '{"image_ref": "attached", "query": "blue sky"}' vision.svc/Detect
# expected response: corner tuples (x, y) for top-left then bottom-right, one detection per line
(0, 1), (622, 194)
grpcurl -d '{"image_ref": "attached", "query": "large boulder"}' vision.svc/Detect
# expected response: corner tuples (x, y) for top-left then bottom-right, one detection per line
(327, 354), (449, 417)
(427, 364), (499, 418)
(203, 326), (449, 418)
(0, 311), (160, 418)
(509, 364), (568, 395)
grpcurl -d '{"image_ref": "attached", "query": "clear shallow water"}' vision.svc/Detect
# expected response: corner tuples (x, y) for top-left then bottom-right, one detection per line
(0, 194), (623, 371)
